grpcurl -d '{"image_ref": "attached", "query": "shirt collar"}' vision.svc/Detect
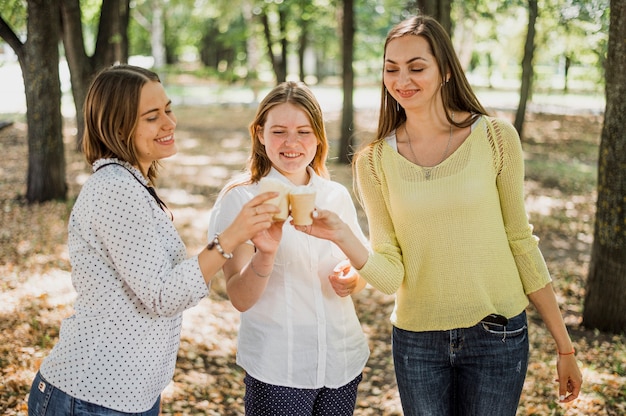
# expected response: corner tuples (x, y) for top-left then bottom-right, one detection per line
(93, 158), (148, 186)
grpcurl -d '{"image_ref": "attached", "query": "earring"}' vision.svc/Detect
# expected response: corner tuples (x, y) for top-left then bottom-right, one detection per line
(396, 101), (400, 112)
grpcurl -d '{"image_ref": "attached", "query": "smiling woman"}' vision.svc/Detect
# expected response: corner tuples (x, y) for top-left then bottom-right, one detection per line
(26, 64), (279, 416)
(133, 81), (178, 173)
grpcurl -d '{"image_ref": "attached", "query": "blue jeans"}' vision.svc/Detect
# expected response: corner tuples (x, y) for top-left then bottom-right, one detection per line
(392, 311), (529, 416)
(28, 371), (160, 416)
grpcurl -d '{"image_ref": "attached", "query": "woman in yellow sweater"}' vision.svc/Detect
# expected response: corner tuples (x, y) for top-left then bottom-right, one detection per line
(296, 15), (582, 415)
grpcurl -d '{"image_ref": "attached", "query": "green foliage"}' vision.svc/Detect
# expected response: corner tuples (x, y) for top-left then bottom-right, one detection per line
(0, 0), (26, 35)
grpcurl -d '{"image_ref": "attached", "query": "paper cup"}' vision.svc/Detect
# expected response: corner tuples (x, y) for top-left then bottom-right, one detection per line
(289, 187), (316, 226)
(259, 177), (291, 221)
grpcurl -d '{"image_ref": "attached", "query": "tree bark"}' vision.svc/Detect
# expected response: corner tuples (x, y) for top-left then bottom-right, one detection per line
(61, 0), (130, 149)
(338, 0), (355, 164)
(16, 0), (66, 203)
(514, 0), (537, 137)
(60, 0), (93, 150)
(583, 0), (626, 334)
(415, 0), (452, 35)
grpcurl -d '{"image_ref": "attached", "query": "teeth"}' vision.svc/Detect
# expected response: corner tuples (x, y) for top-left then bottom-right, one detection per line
(156, 135), (172, 142)
(283, 153), (300, 158)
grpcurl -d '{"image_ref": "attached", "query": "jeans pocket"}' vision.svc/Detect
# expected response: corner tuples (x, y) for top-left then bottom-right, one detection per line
(28, 372), (54, 416)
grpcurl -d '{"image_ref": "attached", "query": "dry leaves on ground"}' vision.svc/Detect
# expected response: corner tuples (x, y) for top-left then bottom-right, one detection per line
(0, 107), (624, 415)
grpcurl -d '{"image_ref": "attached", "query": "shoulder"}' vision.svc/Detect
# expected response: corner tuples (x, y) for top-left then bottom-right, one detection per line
(483, 116), (519, 140)
(316, 177), (352, 200)
(215, 180), (255, 209)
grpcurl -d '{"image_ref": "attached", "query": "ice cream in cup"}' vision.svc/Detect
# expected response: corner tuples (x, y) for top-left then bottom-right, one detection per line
(259, 177), (292, 221)
(289, 186), (316, 226)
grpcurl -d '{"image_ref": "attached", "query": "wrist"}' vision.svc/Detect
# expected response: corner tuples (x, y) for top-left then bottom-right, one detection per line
(249, 254), (273, 278)
(557, 348), (575, 356)
(207, 233), (234, 259)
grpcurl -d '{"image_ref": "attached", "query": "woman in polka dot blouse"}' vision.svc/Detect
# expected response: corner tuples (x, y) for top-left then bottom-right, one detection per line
(207, 81), (370, 415)
(27, 64), (279, 416)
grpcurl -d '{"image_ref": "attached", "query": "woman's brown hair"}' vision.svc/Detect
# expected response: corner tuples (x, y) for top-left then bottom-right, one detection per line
(82, 64), (162, 183)
(372, 15), (488, 147)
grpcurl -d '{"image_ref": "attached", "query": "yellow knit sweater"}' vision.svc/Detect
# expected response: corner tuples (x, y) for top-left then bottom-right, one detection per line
(354, 116), (551, 332)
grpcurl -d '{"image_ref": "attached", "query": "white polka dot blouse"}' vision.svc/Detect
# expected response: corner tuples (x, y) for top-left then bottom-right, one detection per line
(39, 158), (209, 412)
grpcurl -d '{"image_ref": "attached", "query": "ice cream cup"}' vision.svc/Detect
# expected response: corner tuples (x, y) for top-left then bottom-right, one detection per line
(259, 177), (291, 221)
(289, 186), (316, 226)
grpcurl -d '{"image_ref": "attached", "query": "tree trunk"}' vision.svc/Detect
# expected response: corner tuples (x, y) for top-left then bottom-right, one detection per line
(95, 0), (129, 69)
(23, 0), (66, 203)
(60, 0), (93, 150)
(338, 0), (355, 164)
(298, 18), (308, 82)
(514, 0), (537, 137)
(583, 0), (626, 334)
(61, 0), (130, 149)
(415, 0), (452, 35)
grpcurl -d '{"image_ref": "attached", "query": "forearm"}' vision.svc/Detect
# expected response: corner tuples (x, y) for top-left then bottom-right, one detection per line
(226, 250), (275, 312)
(527, 283), (574, 353)
(333, 222), (370, 270)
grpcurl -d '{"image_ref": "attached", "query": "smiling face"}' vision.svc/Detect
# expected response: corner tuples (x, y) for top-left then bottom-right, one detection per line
(258, 102), (319, 185)
(383, 35), (447, 112)
(133, 81), (177, 173)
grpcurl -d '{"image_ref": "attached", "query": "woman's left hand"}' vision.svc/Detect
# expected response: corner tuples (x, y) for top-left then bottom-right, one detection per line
(556, 353), (583, 403)
(328, 259), (359, 297)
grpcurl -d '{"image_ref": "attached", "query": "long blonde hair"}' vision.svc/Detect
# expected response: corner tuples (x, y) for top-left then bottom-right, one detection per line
(82, 64), (162, 183)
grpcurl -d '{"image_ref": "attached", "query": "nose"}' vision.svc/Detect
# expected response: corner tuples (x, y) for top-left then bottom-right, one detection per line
(163, 114), (177, 131)
(397, 69), (411, 86)
(283, 131), (299, 145)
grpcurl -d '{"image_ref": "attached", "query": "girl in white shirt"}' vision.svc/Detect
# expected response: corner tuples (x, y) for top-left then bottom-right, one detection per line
(207, 81), (370, 416)
(28, 64), (278, 416)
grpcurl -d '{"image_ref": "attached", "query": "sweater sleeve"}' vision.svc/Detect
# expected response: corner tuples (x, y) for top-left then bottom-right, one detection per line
(490, 118), (552, 294)
(353, 143), (405, 294)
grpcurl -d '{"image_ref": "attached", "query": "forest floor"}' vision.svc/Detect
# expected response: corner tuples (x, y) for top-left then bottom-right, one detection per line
(0, 102), (624, 415)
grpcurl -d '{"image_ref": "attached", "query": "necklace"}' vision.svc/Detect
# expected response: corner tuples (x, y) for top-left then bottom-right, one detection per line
(404, 111), (454, 180)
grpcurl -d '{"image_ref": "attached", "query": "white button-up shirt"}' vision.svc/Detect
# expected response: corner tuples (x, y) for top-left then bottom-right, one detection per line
(40, 159), (209, 412)
(208, 168), (370, 389)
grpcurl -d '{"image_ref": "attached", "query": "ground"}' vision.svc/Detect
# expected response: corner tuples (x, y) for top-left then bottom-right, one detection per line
(0, 103), (624, 415)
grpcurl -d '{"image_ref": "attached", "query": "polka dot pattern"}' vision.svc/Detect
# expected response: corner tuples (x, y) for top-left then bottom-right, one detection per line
(39, 159), (209, 413)
(244, 373), (362, 416)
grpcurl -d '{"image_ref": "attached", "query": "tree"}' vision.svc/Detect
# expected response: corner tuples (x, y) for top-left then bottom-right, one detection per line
(338, 0), (355, 164)
(513, 0), (537, 136)
(61, 0), (130, 149)
(413, 0), (452, 35)
(259, 2), (288, 83)
(583, 0), (626, 334)
(0, 0), (67, 203)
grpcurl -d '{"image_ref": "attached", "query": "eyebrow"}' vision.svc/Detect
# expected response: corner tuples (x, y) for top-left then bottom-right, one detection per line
(140, 100), (172, 117)
(269, 123), (312, 129)
(385, 57), (428, 64)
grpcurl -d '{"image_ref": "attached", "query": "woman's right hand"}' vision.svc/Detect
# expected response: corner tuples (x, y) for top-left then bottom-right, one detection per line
(220, 192), (280, 250)
(293, 208), (348, 242)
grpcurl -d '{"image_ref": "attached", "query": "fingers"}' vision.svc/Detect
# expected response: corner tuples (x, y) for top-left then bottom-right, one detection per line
(558, 377), (581, 403)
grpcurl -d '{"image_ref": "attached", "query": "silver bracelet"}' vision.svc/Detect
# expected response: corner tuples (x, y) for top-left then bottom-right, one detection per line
(249, 256), (272, 278)
(207, 233), (233, 259)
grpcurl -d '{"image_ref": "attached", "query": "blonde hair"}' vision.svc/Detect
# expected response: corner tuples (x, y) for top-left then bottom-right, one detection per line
(247, 81), (329, 183)
(82, 64), (162, 183)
